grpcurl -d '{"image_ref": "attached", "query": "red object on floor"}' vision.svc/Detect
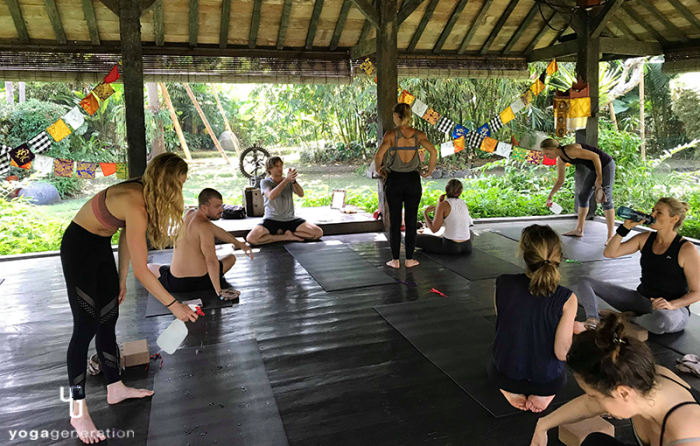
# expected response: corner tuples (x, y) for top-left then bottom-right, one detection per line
(146, 353), (163, 370)
(430, 288), (448, 297)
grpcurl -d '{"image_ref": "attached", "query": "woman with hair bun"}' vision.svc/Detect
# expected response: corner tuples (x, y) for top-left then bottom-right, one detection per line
(61, 153), (199, 443)
(577, 197), (700, 335)
(489, 225), (578, 413)
(530, 313), (700, 446)
(375, 103), (438, 269)
(417, 179), (474, 255)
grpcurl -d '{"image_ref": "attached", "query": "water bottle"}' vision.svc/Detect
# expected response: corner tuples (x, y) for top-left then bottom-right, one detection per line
(157, 319), (188, 355)
(549, 202), (563, 215)
(616, 206), (656, 224)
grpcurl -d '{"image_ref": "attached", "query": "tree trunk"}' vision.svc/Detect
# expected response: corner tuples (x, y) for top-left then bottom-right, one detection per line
(608, 103), (618, 131)
(639, 72), (645, 159)
(146, 82), (166, 158)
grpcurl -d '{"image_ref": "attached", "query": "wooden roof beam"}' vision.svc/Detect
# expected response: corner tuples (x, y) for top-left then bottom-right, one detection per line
(501, 3), (537, 53)
(432, 0), (470, 53)
(219, 0), (231, 48)
(82, 0), (101, 45)
(636, 0), (689, 42)
(351, 37), (377, 58)
(97, 0), (119, 15)
(479, 0), (520, 54)
(189, 0), (199, 47)
(524, 10), (557, 55)
(306, 0), (325, 49)
(611, 15), (640, 41)
(458, 0), (495, 54)
(548, 0), (584, 35)
(276, 0), (294, 49)
(349, 0), (380, 29)
(407, 0), (440, 52)
(527, 38), (577, 61)
(621, 4), (669, 45)
(397, 0), (426, 25)
(6, 0), (30, 43)
(44, 0), (67, 44)
(599, 36), (663, 55)
(330, 0), (352, 50)
(666, 0), (700, 34)
(358, 0), (378, 43)
(140, 0), (158, 14)
(589, 0), (624, 38)
(249, 0), (262, 48)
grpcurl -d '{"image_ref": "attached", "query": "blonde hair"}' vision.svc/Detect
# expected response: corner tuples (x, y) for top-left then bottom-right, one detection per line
(540, 138), (561, 150)
(518, 224), (563, 296)
(657, 197), (690, 230)
(142, 153), (188, 249)
(445, 179), (463, 198)
(394, 103), (413, 127)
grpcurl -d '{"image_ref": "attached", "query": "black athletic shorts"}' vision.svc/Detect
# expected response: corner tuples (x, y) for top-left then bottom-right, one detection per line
(259, 217), (306, 235)
(158, 261), (223, 293)
(487, 360), (567, 396)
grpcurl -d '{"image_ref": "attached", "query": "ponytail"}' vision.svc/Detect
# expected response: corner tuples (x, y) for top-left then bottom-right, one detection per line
(518, 224), (562, 296)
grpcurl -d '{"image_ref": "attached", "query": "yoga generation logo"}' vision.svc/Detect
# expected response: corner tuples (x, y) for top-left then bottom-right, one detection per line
(8, 429), (135, 442)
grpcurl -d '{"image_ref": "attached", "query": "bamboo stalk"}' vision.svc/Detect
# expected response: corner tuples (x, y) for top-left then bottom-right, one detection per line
(183, 83), (230, 164)
(158, 83), (192, 161)
(208, 84), (241, 156)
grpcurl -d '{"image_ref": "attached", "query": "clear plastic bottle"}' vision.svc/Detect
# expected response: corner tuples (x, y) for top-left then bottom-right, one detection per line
(549, 202), (563, 215)
(616, 206), (656, 225)
(157, 319), (188, 355)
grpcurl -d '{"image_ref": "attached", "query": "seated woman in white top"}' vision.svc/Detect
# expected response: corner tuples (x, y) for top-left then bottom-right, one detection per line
(417, 179), (473, 255)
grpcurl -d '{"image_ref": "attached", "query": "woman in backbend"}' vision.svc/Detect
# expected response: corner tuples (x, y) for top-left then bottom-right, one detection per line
(417, 179), (474, 255)
(489, 225), (578, 413)
(530, 313), (700, 446)
(541, 138), (616, 243)
(61, 153), (198, 444)
(375, 103), (438, 269)
(576, 197), (700, 335)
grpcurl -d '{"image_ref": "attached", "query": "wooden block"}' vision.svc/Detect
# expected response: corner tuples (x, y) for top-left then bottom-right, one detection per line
(559, 416), (615, 446)
(121, 340), (150, 368)
(624, 321), (648, 342)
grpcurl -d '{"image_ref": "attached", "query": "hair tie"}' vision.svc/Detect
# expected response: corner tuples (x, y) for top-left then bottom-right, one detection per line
(612, 334), (627, 345)
(543, 260), (551, 264)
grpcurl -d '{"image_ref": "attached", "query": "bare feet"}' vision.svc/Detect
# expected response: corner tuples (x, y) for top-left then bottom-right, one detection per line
(106, 381), (154, 405)
(526, 395), (556, 413)
(283, 230), (303, 242)
(500, 390), (527, 410)
(70, 400), (106, 444)
(562, 229), (583, 237)
(385, 259), (400, 269)
(405, 259), (419, 268)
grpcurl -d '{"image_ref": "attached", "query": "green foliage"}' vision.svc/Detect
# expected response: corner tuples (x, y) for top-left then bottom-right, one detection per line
(45, 177), (85, 199)
(0, 196), (67, 255)
(672, 84), (700, 141)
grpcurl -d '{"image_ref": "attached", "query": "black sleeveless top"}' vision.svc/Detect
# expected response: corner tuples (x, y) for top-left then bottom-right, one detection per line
(637, 232), (689, 301)
(493, 274), (572, 383)
(560, 143), (613, 171)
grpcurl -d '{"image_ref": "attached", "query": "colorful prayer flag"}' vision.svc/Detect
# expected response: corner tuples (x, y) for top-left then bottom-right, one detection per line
(521, 91), (533, 107)
(480, 137), (497, 153)
(63, 106), (85, 130)
(510, 97), (526, 114)
(76, 161), (98, 179)
(422, 108), (440, 125)
(465, 130), (484, 150)
(526, 149), (544, 165)
(33, 154), (54, 174)
(398, 90), (415, 105)
(453, 136), (466, 153)
(28, 132), (51, 154)
(92, 82), (115, 101)
(488, 115), (504, 133)
(569, 97), (591, 118)
(360, 58), (376, 76)
(53, 158), (74, 177)
(116, 163), (128, 179)
(511, 147), (529, 162)
(530, 78), (545, 96)
(103, 65), (120, 84)
(100, 162), (117, 176)
(452, 124), (468, 139)
(477, 123), (490, 138)
(495, 142), (512, 158)
(440, 140), (455, 157)
(79, 93), (99, 116)
(546, 59), (558, 76)
(47, 119), (72, 142)
(0, 144), (10, 176)
(9, 143), (35, 167)
(499, 107), (516, 125)
(411, 99), (428, 118)
(436, 116), (454, 134)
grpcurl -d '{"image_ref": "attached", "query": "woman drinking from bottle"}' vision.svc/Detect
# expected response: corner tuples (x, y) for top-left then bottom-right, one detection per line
(575, 197), (700, 335)
(540, 138), (616, 243)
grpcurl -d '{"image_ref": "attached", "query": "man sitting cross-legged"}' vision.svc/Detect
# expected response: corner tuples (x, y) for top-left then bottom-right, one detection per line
(147, 188), (253, 301)
(246, 156), (323, 246)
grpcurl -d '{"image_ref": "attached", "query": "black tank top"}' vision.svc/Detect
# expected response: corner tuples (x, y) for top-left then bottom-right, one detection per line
(560, 143), (613, 171)
(493, 274), (572, 383)
(637, 232), (689, 301)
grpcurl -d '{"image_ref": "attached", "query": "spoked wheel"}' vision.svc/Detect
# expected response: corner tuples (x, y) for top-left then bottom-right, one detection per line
(239, 145), (271, 179)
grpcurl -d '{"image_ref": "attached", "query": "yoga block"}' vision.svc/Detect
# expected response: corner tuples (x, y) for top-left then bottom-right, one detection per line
(624, 321), (648, 342)
(559, 417), (615, 446)
(120, 340), (150, 368)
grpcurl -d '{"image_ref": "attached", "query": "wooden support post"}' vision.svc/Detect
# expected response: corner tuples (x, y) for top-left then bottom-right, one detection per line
(376, 0), (397, 232)
(158, 83), (192, 161)
(640, 66), (645, 159)
(209, 84), (240, 157)
(183, 83), (230, 164)
(120, 0), (147, 177)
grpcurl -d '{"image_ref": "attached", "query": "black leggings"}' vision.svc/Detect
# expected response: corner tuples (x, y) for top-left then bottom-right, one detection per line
(416, 233), (473, 255)
(487, 360), (567, 396)
(386, 171), (422, 260)
(581, 433), (629, 446)
(61, 222), (121, 400)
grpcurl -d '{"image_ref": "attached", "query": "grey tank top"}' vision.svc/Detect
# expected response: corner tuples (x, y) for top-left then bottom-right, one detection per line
(385, 128), (421, 173)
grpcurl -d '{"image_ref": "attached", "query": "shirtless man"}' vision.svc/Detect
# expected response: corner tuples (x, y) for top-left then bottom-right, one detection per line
(246, 156), (323, 245)
(147, 188), (252, 300)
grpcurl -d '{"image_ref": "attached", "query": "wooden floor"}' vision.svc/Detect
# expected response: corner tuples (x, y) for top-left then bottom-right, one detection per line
(1, 218), (699, 445)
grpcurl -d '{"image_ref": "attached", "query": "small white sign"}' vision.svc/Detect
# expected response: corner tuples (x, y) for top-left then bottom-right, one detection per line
(63, 106), (85, 130)
(33, 154), (54, 173)
(411, 99), (428, 117)
(495, 141), (512, 158)
(510, 97), (526, 114)
(440, 141), (455, 157)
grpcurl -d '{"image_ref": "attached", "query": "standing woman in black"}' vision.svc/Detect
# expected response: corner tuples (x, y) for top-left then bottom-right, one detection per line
(375, 103), (438, 269)
(61, 153), (198, 444)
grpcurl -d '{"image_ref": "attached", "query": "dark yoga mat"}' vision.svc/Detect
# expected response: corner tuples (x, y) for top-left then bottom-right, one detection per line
(650, 313), (700, 358)
(418, 247), (524, 281)
(145, 288), (235, 317)
(285, 242), (396, 292)
(492, 227), (627, 263)
(375, 298), (583, 417)
(147, 339), (289, 446)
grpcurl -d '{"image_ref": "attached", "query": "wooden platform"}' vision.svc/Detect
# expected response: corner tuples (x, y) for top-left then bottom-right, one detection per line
(1, 218), (698, 445)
